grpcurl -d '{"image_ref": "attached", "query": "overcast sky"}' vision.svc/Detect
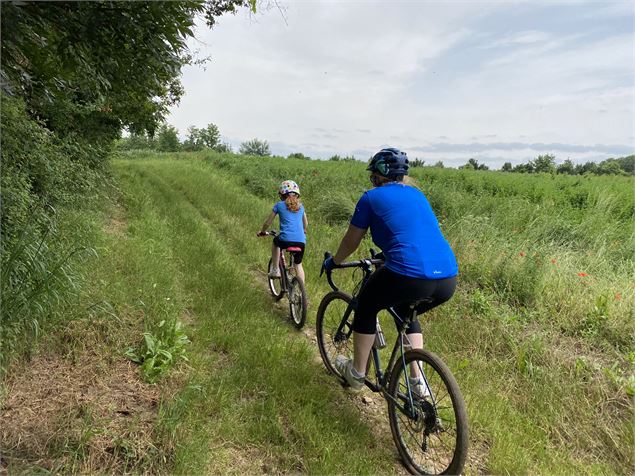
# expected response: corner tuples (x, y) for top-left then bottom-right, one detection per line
(167, 0), (634, 168)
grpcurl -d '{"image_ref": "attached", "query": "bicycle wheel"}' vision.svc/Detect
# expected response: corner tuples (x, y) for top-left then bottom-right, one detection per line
(316, 291), (354, 378)
(267, 258), (284, 301)
(288, 277), (307, 329)
(387, 349), (468, 475)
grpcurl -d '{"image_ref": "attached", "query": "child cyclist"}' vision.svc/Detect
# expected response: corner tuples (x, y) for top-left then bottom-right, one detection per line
(257, 180), (308, 283)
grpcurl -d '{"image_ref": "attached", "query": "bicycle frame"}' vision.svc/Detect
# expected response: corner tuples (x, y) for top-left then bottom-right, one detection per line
(323, 253), (437, 419)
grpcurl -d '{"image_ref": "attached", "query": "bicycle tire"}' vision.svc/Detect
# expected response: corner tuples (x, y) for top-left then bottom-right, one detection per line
(387, 349), (468, 475)
(288, 277), (307, 329)
(267, 258), (285, 301)
(316, 291), (354, 379)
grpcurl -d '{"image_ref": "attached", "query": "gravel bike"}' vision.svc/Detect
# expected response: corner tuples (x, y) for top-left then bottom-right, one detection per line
(261, 230), (307, 329)
(317, 251), (468, 475)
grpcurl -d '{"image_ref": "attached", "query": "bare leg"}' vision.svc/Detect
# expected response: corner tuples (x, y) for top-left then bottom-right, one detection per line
(271, 243), (281, 270)
(294, 263), (305, 283)
(352, 332), (376, 376)
(406, 332), (424, 378)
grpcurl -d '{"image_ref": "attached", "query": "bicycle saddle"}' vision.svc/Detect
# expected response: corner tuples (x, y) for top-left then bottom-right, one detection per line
(285, 247), (302, 252)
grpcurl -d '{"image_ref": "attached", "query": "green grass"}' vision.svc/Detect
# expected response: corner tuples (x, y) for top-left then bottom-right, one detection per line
(110, 151), (632, 475)
(6, 149), (630, 474)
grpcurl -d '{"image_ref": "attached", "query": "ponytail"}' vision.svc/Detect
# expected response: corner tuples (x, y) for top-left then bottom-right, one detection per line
(284, 193), (301, 212)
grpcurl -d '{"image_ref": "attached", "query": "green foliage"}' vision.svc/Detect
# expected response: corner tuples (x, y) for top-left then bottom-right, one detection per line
(125, 319), (190, 384)
(183, 123), (220, 151)
(509, 154), (634, 176)
(1, 94), (108, 372)
(239, 138), (270, 156)
(115, 133), (157, 151)
(156, 124), (181, 152)
(531, 154), (556, 173)
(1, 1), (249, 137)
(410, 158), (425, 167)
(288, 152), (311, 160)
(213, 142), (233, 153)
(460, 158), (488, 170)
(433, 160), (445, 168)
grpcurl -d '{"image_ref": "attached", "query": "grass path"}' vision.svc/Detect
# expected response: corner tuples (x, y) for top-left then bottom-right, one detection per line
(115, 160), (405, 474)
(114, 157), (632, 475)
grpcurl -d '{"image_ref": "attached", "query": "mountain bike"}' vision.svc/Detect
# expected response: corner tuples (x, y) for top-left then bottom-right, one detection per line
(261, 230), (307, 329)
(317, 251), (468, 475)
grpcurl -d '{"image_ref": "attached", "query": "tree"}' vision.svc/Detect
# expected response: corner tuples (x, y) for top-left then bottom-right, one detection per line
(556, 159), (575, 175)
(433, 161), (445, 168)
(501, 162), (512, 172)
(288, 152), (311, 160)
(240, 138), (270, 156)
(531, 154), (556, 174)
(156, 124), (181, 152)
(183, 126), (204, 151)
(410, 158), (425, 168)
(214, 142), (233, 153)
(329, 155), (342, 161)
(199, 123), (220, 148)
(513, 162), (534, 173)
(1, 1), (252, 142)
(575, 161), (598, 175)
(460, 158), (488, 170)
(596, 160), (625, 176)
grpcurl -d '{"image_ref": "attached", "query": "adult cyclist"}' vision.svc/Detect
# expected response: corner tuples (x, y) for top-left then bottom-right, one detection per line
(323, 148), (458, 392)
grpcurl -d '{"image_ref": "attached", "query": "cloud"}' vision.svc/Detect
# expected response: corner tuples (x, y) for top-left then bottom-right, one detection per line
(167, 1), (633, 168)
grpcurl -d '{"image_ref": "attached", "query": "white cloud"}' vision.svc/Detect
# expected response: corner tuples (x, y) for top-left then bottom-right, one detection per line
(168, 1), (634, 166)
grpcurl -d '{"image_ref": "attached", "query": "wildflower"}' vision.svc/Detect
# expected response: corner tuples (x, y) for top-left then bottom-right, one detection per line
(615, 293), (622, 301)
(551, 259), (557, 264)
(519, 251), (526, 257)
(577, 272), (588, 277)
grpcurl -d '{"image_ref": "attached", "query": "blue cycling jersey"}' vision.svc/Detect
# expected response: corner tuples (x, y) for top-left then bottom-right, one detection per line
(273, 201), (306, 243)
(350, 183), (457, 279)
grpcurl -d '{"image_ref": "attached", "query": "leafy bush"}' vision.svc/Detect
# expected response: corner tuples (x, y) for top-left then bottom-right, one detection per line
(125, 319), (190, 383)
(1, 94), (108, 373)
(239, 138), (270, 156)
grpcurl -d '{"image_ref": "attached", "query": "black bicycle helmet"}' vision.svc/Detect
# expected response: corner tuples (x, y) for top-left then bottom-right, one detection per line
(367, 148), (409, 177)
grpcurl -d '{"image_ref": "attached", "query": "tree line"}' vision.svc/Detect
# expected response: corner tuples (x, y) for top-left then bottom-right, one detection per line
(458, 154), (633, 176)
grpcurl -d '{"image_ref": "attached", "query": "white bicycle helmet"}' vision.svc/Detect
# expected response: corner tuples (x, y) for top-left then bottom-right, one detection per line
(279, 180), (300, 196)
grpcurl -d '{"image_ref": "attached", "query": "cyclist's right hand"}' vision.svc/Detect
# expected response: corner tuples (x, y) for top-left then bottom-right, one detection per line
(256, 231), (267, 237)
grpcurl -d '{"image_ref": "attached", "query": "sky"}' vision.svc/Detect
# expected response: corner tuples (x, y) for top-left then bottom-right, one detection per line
(167, 0), (634, 168)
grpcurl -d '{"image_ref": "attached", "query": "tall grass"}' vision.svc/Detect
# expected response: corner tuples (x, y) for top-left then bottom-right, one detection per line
(124, 151), (633, 474)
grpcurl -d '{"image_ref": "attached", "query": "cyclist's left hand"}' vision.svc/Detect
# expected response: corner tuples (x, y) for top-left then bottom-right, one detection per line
(256, 231), (266, 237)
(323, 255), (337, 273)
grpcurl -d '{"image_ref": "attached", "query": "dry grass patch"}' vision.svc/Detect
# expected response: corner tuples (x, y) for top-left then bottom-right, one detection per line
(0, 348), (159, 473)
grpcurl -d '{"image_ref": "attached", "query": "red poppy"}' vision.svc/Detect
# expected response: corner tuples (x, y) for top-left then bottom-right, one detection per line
(519, 251), (526, 257)
(551, 259), (557, 264)
(577, 272), (588, 277)
(615, 293), (622, 301)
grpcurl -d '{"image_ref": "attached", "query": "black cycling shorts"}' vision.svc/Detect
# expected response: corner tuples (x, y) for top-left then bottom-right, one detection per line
(273, 236), (305, 264)
(353, 267), (456, 335)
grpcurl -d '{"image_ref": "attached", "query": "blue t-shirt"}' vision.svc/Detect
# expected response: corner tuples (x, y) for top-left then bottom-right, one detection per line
(350, 183), (458, 279)
(273, 201), (306, 243)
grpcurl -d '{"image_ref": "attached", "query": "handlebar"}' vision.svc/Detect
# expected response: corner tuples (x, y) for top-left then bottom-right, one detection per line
(258, 230), (278, 237)
(320, 251), (383, 292)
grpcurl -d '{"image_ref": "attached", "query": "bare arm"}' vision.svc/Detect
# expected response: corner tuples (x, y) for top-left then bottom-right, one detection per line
(333, 224), (367, 264)
(260, 211), (277, 233)
(302, 212), (308, 234)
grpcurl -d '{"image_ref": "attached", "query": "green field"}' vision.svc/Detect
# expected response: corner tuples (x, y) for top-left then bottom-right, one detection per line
(3, 151), (633, 474)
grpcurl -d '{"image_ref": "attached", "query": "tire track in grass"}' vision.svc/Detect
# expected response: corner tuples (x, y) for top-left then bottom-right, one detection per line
(135, 160), (417, 471)
(115, 161), (403, 474)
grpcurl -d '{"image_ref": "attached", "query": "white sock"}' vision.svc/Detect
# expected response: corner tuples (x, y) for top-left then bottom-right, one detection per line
(351, 366), (365, 379)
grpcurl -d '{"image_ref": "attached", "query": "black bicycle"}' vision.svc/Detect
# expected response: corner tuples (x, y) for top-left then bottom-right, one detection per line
(261, 230), (307, 329)
(317, 251), (468, 475)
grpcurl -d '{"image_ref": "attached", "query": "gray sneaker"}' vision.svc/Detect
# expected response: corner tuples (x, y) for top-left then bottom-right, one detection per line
(409, 376), (431, 399)
(334, 356), (365, 392)
(268, 267), (281, 279)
